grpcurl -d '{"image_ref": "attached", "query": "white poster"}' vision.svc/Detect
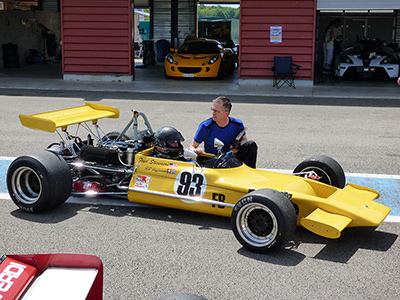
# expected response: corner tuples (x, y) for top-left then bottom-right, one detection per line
(270, 26), (282, 43)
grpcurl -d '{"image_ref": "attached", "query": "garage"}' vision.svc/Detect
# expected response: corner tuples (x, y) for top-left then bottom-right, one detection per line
(316, 0), (400, 82)
(1, 1), (400, 85)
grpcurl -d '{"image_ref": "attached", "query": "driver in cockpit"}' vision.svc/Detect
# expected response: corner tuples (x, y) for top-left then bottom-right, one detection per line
(152, 126), (186, 160)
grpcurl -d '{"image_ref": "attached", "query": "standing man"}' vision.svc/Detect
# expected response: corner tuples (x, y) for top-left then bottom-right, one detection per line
(189, 96), (257, 168)
(324, 19), (342, 73)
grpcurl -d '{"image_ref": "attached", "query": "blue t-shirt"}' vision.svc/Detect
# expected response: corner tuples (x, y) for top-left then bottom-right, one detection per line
(194, 117), (245, 155)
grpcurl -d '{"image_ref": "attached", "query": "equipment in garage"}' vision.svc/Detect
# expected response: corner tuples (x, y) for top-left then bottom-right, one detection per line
(2, 43), (20, 68)
(143, 40), (156, 65)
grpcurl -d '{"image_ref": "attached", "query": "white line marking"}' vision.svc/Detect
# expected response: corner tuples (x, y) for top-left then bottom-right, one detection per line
(0, 156), (15, 160)
(266, 169), (400, 179)
(1, 160), (400, 222)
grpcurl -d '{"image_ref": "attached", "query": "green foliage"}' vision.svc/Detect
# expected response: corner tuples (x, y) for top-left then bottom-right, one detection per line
(198, 4), (239, 19)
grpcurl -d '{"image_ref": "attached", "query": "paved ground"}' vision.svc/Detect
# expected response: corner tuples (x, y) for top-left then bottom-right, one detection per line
(1, 63), (400, 103)
(0, 65), (400, 299)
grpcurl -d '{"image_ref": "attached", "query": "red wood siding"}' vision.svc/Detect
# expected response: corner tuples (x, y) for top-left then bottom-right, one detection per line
(239, 0), (316, 80)
(61, 0), (133, 76)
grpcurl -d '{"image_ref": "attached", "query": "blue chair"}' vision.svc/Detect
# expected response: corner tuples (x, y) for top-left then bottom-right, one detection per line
(272, 56), (301, 89)
(155, 39), (171, 62)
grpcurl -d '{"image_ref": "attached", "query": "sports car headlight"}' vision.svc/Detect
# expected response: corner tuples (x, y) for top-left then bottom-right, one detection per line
(208, 55), (219, 65)
(381, 56), (392, 64)
(166, 55), (174, 64)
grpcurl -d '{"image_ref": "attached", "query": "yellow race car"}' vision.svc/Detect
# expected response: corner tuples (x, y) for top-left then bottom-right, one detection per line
(164, 38), (236, 79)
(7, 104), (391, 253)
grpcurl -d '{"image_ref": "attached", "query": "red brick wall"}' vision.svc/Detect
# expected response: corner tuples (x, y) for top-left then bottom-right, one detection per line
(239, 0), (316, 80)
(61, 0), (133, 76)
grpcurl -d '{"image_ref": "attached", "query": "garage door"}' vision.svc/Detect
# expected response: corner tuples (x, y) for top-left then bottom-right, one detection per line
(317, 0), (400, 10)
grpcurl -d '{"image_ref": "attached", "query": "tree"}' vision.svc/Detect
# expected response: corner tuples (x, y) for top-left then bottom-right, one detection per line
(198, 4), (239, 19)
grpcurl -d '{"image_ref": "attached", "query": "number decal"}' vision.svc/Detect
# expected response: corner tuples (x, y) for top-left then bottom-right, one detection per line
(189, 173), (203, 196)
(174, 170), (207, 203)
(176, 172), (191, 195)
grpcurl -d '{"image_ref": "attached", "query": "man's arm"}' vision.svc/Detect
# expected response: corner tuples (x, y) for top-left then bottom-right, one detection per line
(230, 128), (248, 153)
(189, 140), (203, 154)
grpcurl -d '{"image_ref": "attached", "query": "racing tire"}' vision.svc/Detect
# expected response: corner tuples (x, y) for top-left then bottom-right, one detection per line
(293, 155), (345, 188)
(231, 189), (297, 253)
(104, 130), (134, 142)
(7, 151), (72, 213)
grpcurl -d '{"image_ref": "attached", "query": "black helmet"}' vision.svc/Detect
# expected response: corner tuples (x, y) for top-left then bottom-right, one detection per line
(154, 126), (184, 158)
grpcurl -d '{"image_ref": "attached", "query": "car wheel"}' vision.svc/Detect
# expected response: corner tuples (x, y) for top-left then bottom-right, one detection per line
(7, 151), (72, 213)
(217, 64), (224, 80)
(164, 69), (172, 79)
(231, 189), (297, 253)
(227, 59), (235, 75)
(293, 155), (345, 188)
(103, 130), (134, 142)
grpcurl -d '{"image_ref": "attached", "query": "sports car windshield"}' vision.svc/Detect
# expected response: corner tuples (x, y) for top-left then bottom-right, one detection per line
(178, 42), (220, 54)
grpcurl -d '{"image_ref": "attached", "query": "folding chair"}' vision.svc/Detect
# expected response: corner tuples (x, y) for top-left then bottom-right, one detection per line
(272, 56), (301, 89)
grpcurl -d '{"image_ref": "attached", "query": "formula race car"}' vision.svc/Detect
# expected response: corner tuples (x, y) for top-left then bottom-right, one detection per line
(0, 253), (103, 300)
(336, 38), (400, 79)
(6, 103), (391, 253)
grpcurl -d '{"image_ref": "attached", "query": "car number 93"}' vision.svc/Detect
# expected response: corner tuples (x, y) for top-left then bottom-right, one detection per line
(174, 169), (207, 203)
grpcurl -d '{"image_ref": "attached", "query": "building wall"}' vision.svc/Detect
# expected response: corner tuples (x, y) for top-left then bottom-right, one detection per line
(61, 0), (133, 77)
(239, 0), (316, 81)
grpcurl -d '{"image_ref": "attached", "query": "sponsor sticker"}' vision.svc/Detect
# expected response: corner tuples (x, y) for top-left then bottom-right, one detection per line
(134, 175), (152, 190)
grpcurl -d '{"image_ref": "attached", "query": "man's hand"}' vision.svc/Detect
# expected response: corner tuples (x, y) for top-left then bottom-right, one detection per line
(398, 76), (400, 86)
(189, 140), (203, 154)
(229, 146), (239, 154)
(193, 147), (204, 155)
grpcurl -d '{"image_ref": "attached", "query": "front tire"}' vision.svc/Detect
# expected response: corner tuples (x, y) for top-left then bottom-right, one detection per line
(293, 155), (345, 188)
(231, 189), (297, 253)
(7, 151), (72, 213)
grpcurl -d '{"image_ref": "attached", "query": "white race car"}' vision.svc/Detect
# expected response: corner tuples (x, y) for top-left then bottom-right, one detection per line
(337, 39), (400, 79)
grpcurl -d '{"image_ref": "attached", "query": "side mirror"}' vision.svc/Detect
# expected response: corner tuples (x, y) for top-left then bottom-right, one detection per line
(183, 149), (198, 161)
(214, 138), (224, 156)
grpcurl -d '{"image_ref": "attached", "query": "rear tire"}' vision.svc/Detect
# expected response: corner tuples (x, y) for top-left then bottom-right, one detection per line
(293, 155), (345, 188)
(231, 189), (297, 253)
(7, 151), (72, 213)
(103, 130), (134, 142)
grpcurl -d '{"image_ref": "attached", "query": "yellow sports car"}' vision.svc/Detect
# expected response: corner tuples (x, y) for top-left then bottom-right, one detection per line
(7, 104), (391, 253)
(164, 39), (236, 79)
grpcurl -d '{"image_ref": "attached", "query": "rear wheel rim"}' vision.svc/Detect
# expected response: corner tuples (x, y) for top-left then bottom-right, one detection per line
(11, 166), (42, 205)
(236, 203), (278, 248)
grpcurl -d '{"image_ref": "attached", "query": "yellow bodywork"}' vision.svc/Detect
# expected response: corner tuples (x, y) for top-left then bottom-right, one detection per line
(19, 103), (119, 132)
(164, 39), (234, 78)
(164, 52), (222, 78)
(128, 148), (391, 239)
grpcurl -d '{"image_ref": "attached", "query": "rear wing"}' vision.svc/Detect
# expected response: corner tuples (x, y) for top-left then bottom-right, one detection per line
(19, 103), (119, 132)
(0, 253), (103, 300)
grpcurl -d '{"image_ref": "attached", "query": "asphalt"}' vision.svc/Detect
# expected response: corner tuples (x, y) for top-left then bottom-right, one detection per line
(0, 62), (400, 103)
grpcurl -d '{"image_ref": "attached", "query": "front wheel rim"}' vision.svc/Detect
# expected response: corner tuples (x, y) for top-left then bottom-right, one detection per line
(300, 166), (332, 185)
(236, 203), (278, 248)
(11, 166), (42, 205)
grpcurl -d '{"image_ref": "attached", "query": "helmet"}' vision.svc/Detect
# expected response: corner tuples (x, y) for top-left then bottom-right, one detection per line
(154, 126), (184, 158)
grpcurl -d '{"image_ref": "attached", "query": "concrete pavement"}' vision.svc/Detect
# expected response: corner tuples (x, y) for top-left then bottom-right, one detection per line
(0, 63), (400, 102)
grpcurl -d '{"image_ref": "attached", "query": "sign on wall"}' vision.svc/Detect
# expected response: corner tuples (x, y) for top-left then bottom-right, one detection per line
(270, 25), (282, 43)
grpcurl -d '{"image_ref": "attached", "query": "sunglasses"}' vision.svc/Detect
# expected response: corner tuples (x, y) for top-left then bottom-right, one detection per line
(210, 107), (227, 114)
